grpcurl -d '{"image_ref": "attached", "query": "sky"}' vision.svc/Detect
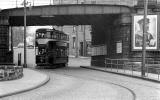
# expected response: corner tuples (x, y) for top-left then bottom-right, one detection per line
(0, 0), (80, 9)
(0, 0), (138, 9)
(0, 0), (53, 9)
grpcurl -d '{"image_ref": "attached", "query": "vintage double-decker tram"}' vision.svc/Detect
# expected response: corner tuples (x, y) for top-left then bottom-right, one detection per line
(35, 28), (69, 67)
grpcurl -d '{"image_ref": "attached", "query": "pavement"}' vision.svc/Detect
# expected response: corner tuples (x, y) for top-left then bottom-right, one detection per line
(81, 66), (160, 83)
(0, 68), (50, 98)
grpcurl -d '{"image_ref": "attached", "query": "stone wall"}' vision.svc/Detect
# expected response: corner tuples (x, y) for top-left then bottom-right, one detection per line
(91, 12), (160, 67)
(0, 65), (23, 81)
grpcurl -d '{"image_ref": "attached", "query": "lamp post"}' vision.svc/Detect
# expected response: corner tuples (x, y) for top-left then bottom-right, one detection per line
(16, 0), (18, 8)
(75, 26), (79, 58)
(23, 0), (27, 68)
(83, 25), (86, 56)
(142, 0), (148, 77)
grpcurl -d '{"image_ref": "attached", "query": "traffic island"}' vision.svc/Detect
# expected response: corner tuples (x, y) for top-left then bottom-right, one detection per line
(0, 65), (23, 81)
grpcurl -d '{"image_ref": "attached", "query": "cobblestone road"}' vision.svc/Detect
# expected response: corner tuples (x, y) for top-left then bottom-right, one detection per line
(1, 67), (133, 100)
(2, 57), (160, 100)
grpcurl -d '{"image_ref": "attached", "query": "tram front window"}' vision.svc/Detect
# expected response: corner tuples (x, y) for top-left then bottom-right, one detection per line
(38, 48), (46, 55)
(36, 32), (46, 38)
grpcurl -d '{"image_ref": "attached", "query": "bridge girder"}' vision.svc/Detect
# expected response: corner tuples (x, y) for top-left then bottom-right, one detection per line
(1, 4), (132, 26)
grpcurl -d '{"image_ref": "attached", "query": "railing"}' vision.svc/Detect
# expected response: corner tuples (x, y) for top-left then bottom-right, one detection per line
(105, 58), (160, 80)
(91, 58), (160, 80)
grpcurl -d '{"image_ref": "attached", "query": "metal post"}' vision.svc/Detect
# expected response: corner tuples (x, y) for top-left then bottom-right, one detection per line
(117, 60), (118, 72)
(75, 26), (79, 58)
(83, 25), (86, 56)
(50, 0), (52, 5)
(33, 0), (34, 6)
(104, 58), (106, 71)
(11, 27), (13, 54)
(16, 0), (18, 8)
(23, 0), (27, 68)
(53, 0), (54, 5)
(111, 59), (112, 71)
(142, 0), (148, 77)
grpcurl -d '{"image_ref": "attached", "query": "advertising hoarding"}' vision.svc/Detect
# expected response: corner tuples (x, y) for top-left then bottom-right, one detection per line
(132, 15), (157, 50)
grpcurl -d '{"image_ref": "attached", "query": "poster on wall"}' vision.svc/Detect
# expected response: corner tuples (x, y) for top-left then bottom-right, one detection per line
(133, 15), (157, 50)
(116, 42), (122, 53)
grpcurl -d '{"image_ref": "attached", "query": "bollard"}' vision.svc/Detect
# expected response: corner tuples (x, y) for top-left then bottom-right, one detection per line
(18, 53), (21, 66)
(123, 63), (125, 73)
(117, 60), (118, 72)
(146, 66), (149, 77)
(124, 61), (126, 73)
(158, 71), (159, 80)
(132, 65), (133, 76)
(111, 60), (112, 71)
(104, 60), (106, 71)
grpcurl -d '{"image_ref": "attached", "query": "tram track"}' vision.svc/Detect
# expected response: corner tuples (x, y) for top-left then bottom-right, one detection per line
(42, 68), (136, 100)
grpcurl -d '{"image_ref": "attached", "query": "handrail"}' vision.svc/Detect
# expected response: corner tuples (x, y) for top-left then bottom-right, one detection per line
(104, 58), (160, 80)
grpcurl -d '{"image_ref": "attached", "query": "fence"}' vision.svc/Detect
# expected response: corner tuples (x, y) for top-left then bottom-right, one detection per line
(91, 58), (160, 80)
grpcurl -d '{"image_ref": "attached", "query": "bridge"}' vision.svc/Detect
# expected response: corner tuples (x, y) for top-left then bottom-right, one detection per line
(2, 2), (156, 67)
(1, 4), (131, 26)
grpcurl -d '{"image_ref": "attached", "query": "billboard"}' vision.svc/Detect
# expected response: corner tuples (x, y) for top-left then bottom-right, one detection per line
(132, 15), (157, 50)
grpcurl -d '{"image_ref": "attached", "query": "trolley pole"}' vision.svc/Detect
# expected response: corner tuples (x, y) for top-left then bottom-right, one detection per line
(33, 0), (34, 6)
(16, 0), (18, 8)
(142, 0), (148, 77)
(23, 0), (27, 68)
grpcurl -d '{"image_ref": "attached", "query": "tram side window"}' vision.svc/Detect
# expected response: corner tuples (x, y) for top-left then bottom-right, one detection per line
(62, 35), (65, 40)
(55, 32), (58, 39)
(51, 32), (56, 39)
(36, 33), (39, 38)
(60, 34), (63, 40)
(61, 49), (64, 57)
(46, 32), (51, 38)
(67, 36), (69, 41)
(56, 48), (60, 57)
(58, 34), (60, 40)
(65, 49), (68, 56)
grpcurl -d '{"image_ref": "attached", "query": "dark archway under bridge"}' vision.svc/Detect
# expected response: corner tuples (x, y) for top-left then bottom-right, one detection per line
(9, 14), (119, 26)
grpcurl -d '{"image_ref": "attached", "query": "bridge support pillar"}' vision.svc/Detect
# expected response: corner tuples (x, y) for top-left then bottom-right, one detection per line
(0, 13), (13, 64)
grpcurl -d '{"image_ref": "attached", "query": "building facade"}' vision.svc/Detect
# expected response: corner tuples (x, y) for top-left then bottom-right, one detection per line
(62, 25), (91, 57)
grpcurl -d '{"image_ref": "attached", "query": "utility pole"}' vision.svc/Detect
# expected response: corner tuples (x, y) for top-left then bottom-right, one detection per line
(16, 0), (18, 8)
(10, 27), (13, 54)
(50, 0), (52, 5)
(23, 0), (27, 68)
(33, 0), (34, 6)
(75, 26), (79, 58)
(83, 25), (86, 56)
(142, 0), (148, 77)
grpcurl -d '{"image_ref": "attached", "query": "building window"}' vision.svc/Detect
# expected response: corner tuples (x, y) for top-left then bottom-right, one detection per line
(73, 26), (76, 33)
